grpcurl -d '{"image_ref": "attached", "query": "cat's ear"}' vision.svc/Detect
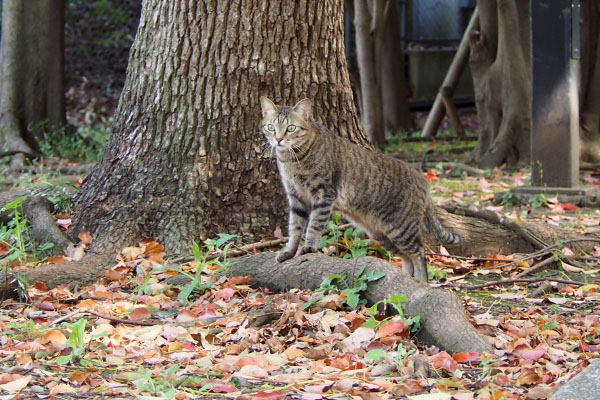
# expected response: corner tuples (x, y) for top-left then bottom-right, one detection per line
(260, 96), (279, 117)
(291, 98), (312, 120)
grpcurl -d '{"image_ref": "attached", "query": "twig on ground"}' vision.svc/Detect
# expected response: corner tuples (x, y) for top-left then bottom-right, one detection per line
(515, 257), (557, 278)
(449, 277), (589, 290)
(85, 309), (156, 326)
(426, 252), (514, 262)
(49, 309), (83, 325)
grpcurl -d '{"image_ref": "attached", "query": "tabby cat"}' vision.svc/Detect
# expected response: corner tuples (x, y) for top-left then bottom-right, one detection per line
(260, 97), (461, 282)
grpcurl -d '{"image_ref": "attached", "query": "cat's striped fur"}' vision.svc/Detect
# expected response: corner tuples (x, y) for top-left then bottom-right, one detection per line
(260, 97), (461, 282)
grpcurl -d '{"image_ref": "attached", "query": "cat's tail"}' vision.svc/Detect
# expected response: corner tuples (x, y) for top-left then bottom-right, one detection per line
(424, 201), (462, 244)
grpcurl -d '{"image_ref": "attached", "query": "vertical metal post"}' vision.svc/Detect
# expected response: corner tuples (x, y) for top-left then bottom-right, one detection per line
(530, 0), (580, 187)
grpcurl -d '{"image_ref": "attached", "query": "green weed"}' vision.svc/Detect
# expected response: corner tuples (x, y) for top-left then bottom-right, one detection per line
(320, 215), (390, 259)
(302, 265), (385, 311)
(174, 234), (238, 304)
(35, 123), (109, 163)
(0, 197), (55, 265)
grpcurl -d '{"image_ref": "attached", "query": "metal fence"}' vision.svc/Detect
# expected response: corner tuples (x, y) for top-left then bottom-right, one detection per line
(403, 0), (476, 45)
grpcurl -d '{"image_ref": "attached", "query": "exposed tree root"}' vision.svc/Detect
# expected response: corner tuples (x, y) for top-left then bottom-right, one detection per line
(0, 191), (73, 254)
(225, 252), (494, 354)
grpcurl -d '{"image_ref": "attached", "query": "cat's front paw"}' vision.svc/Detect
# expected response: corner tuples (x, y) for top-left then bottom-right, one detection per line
(276, 251), (294, 263)
(299, 246), (318, 255)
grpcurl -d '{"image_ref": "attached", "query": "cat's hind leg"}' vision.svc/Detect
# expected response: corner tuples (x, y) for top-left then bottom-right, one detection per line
(383, 223), (428, 282)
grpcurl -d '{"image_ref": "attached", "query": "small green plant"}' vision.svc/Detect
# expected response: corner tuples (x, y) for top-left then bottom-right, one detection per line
(364, 294), (421, 333)
(500, 192), (518, 206)
(0, 197), (28, 264)
(35, 123), (109, 162)
(133, 365), (181, 398)
(365, 342), (417, 367)
(302, 265), (385, 310)
(55, 318), (106, 367)
(176, 234), (238, 303)
(320, 215), (390, 259)
(528, 193), (549, 209)
(0, 197), (55, 265)
(427, 264), (447, 281)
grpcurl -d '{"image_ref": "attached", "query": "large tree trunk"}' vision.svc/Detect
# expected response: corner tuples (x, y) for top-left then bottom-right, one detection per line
(0, 0), (65, 165)
(580, 0), (600, 163)
(71, 0), (368, 255)
(469, 0), (530, 168)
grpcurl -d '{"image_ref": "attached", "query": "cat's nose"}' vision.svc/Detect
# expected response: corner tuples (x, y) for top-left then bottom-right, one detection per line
(276, 138), (283, 144)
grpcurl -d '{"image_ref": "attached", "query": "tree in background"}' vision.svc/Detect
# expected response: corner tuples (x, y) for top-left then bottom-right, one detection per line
(580, 0), (600, 163)
(0, 0), (65, 166)
(352, 0), (412, 148)
(469, 0), (530, 168)
(72, 0), (369, 254)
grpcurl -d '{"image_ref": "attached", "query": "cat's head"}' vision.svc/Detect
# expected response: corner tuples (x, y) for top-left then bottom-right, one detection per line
(260, 97), (313, 152)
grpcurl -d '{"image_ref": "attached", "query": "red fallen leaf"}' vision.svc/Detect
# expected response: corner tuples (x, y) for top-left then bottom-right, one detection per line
(67, 370), (89, 385)
(581, 342), (600, 352)
(47, 255), (67, 264)
(251, 391), (286, 400)
(0, 242), (9, 256)
(105, 269), (125, 281)
(429, 351), (460, 373)
(424, 171), (438, 181)
(374, 320), (406, 339)
(197, 303), (219, 320)
(35, 300), (55, 311)
(215, 287), (236, 300)
(181, 342), (196, 351)
(211, 381), (239, 393)
(453, 352), (482, 363)
(233, 356), (261, 368)
(428, 141), (436, 147)
(129, 307), (151, 321)
(31, 281), (50, 292)
(78, 228), (93, 245)
(175, 309), (197, 323)
(562, 203), (580, 211)
(228, 276), (252, 286)
(142, 240), (164, 256)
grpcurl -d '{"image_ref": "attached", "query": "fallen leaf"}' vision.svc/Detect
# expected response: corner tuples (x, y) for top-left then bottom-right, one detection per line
(429, 351), (459, 373)
(49, 383), (77, 396)
(210, 381), (239, 393)
(453, 352), (482, 363)
(0, 375), (31, 392)
(42, 329), (67, 347)
(251, 391), (286, 400)
(374, 320), (406, 339)
(516, 368), (541, 386)
(236, 364), (269, 378)
(128, 307), (151, 321)
(78, 228), (93, 245)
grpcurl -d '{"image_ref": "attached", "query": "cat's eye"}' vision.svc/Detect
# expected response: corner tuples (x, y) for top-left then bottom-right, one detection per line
(267, 124), (275, 132)
(286, 125), (297, 133)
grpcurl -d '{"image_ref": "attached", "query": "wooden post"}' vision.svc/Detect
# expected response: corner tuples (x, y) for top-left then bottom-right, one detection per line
(421, 7), (478, 138)
(530, 0), (580, 187)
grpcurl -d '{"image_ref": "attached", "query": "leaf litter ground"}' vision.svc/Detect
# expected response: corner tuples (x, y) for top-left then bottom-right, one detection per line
(0, 146), (599, 399)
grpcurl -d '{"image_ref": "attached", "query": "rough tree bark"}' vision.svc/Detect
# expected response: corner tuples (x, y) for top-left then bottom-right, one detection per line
(469, 0), (530, 168)
(0, 0), (66, 166)
(580, 0), (600, 163)
(71, 0), (368, 255)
